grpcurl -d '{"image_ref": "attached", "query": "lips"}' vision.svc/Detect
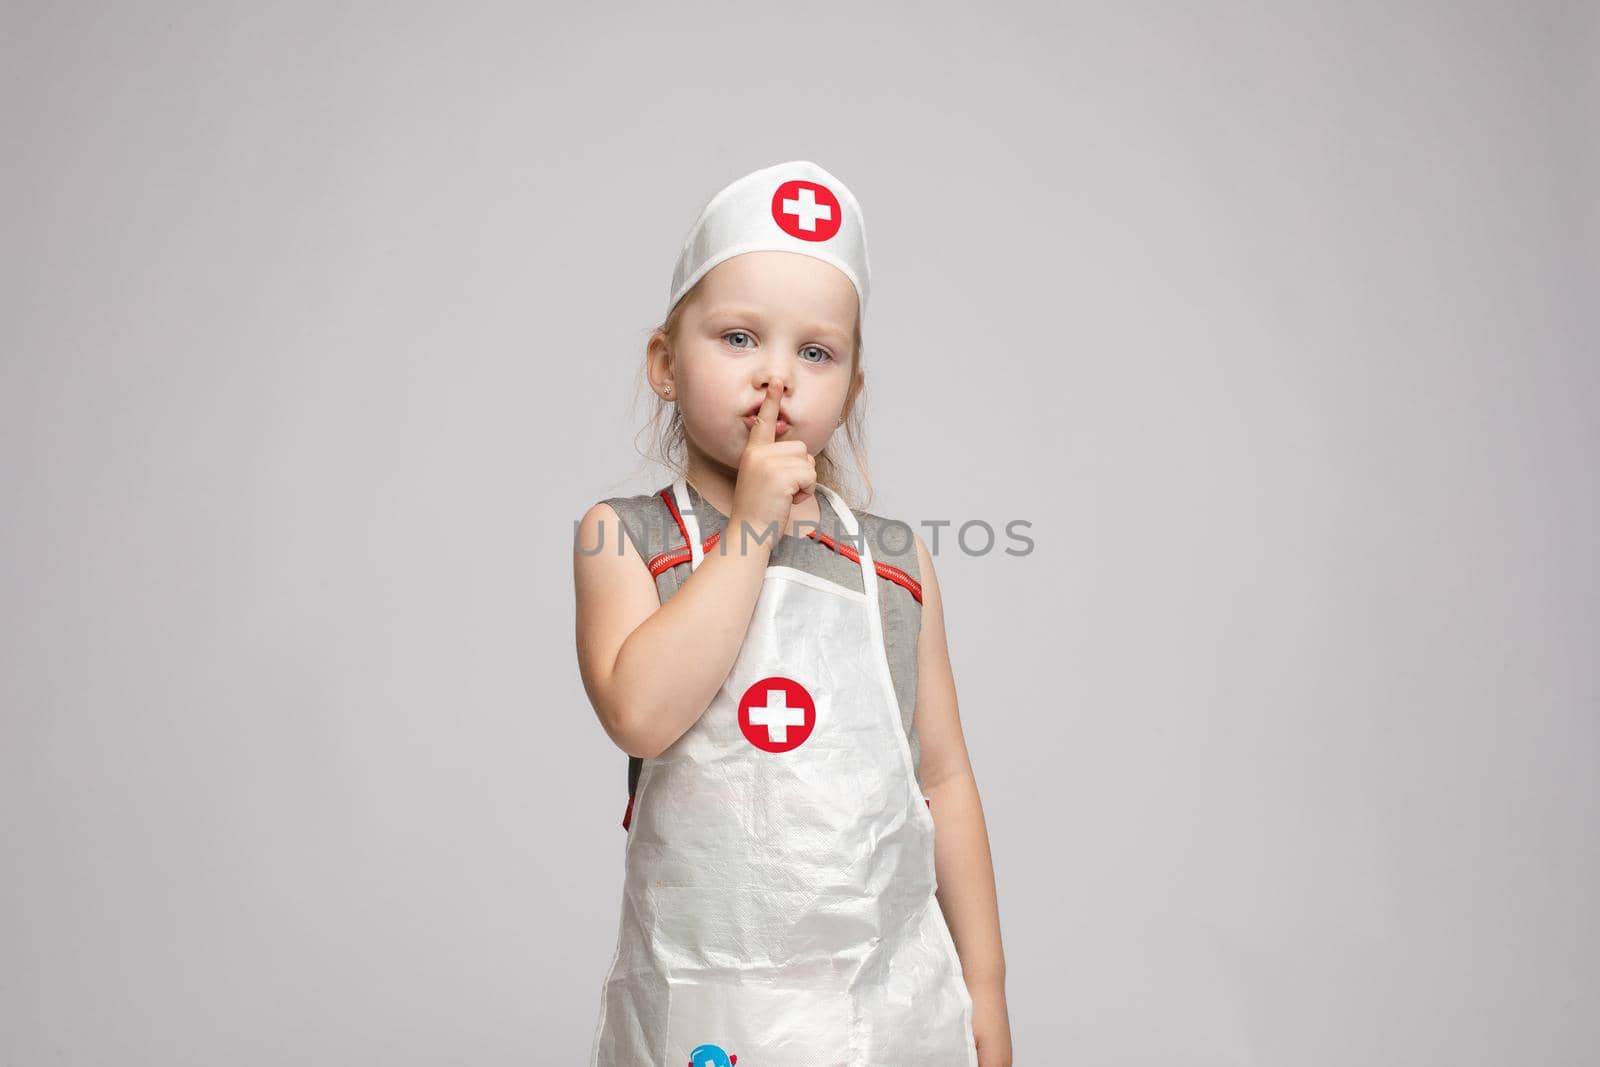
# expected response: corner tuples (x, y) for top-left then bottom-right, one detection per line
(744, 401), (791, 434)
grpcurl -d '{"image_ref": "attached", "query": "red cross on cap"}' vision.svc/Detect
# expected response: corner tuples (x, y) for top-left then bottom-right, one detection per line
(770, 180), (842, 242)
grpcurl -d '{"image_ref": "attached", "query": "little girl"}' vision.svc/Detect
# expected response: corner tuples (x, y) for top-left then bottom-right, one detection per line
(575, 160), (1012, 1067)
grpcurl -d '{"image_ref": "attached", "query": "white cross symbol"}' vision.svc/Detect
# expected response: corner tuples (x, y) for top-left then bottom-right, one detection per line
(747, 687), (806, 743)
(781, 187), (832, 231)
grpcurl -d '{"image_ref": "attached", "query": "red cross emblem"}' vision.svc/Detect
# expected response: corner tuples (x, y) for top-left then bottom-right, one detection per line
(770, 180), (841, 242)
(737, 676), (817, 752)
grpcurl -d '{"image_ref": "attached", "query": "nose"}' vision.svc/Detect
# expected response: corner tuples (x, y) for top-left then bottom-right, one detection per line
(753, 360), (794, 396)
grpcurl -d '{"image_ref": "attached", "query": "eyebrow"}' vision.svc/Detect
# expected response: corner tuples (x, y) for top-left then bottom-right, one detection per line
(703, 305), (851, 347)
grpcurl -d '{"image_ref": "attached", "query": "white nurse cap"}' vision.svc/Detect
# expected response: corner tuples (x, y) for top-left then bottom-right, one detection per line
(666, 159), (871, 325)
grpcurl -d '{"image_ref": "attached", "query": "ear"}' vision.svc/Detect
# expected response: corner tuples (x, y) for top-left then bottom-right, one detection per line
(645, 331), (674, 395)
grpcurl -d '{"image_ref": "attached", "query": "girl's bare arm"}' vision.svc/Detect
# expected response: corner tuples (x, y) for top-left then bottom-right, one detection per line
(911, 532), (1012, 1059)
(573, 501), (774, 759)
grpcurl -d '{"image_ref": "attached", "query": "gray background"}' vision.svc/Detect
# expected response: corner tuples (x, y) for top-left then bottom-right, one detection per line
(3, 1), (1595, 1064)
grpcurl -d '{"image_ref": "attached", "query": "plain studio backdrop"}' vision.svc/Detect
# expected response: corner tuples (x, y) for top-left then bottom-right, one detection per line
(3, 2), (1595, 1064)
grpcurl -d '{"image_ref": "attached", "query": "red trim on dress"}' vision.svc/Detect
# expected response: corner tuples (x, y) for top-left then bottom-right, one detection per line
(643, 496), (923, 603)
(808, 529), (924, 604)
(659, 486), (691, 549)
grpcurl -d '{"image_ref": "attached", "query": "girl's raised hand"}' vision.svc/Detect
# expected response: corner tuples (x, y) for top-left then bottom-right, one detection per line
(729, 377), (816, 549)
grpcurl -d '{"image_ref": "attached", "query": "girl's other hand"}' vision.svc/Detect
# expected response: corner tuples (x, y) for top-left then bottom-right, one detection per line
(729, 377), (815, 547)
(971, 981), (1014, 1067)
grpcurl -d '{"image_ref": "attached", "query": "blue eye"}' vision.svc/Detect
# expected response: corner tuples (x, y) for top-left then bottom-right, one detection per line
(723, 331), (831, 364)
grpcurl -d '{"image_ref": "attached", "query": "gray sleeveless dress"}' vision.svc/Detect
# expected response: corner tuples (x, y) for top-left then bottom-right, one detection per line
(600, 479), (926, 817)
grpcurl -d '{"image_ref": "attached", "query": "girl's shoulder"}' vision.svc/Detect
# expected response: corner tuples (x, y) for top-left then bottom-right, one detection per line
(596, 486), (684, 570)
(844, 503), (923, 594)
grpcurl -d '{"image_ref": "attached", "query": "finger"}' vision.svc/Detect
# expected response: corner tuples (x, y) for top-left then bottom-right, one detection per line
(748, 378), (783, 448)
(791, 464), (817, 504)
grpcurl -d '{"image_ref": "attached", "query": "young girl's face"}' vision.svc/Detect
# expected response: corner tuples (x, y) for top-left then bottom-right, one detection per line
(670, 251), (861, 471)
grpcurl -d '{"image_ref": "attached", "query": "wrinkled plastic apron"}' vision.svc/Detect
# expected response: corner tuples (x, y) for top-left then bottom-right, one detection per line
(590, 477), (976, 1066)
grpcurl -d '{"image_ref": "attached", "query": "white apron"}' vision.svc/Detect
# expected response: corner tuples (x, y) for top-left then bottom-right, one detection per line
(590, 477), (977, 1067)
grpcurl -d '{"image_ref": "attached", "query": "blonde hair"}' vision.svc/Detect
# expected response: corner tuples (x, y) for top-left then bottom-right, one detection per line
(630, 274), (876, 511)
